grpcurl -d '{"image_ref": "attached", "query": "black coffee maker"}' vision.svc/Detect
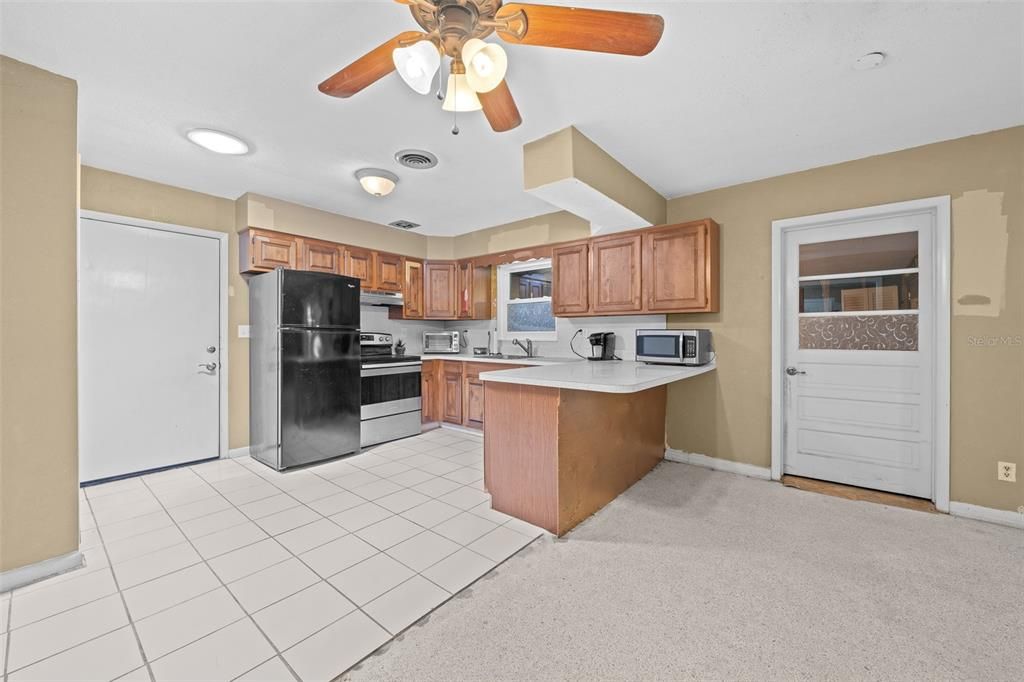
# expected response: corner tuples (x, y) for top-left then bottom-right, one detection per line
(588, 332), (616, 361)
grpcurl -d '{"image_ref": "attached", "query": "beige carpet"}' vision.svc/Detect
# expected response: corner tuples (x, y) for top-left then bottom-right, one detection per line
(346, 462), (1023, 681)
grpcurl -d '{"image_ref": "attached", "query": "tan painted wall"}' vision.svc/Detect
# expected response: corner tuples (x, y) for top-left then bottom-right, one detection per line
(245, 194), (429, 258)
(449, 211), (590, 259)
(0, 57), (80, 571)
(665, 126), (1024, 512)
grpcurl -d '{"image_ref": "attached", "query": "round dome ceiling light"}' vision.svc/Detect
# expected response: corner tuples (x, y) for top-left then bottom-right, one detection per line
(853, 52), (887, 71)
(355, 168), (399, 197)
(185, 128), (250, 155)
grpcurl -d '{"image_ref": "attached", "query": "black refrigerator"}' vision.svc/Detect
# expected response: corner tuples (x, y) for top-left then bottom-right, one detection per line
(249, 269), (361, 470)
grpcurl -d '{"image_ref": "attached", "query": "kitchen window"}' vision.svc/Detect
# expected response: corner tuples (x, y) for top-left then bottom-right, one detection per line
(497, 259), (557, 341)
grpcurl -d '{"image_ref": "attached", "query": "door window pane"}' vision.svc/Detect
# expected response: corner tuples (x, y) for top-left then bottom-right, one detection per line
(800, 273), (919, 313)
(799, 314), (918, 351)
(800, 231), (918, 277)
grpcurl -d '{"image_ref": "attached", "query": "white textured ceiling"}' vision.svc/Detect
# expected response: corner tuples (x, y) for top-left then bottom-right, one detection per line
(2, 1), (1021, 236)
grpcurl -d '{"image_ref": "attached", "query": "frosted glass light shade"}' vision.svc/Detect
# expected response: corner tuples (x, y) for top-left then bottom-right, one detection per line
(461, 39), (508, 93)
(441, 73), (482, 112)
(392, 40), (440, 95)
(355, 168), (399, 197)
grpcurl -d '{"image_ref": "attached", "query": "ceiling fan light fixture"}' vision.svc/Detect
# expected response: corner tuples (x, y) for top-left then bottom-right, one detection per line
(441, 72), (482, 112)
(461, 38), (508, 93)
(355, 168), (399, 197)
(392, 40), (441, 94)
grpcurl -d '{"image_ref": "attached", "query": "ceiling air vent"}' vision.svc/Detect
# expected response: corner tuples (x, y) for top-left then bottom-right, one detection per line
(395, 149), (438, 170)
(389, 220), (421, 230)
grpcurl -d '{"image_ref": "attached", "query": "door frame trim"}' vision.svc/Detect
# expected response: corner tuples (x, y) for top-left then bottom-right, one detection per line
(78, 209), (230, 462)
(770, 196), (951, 511)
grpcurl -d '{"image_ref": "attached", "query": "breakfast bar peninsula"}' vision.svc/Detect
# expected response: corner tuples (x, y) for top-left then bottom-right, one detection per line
(479, 360), (716, 536)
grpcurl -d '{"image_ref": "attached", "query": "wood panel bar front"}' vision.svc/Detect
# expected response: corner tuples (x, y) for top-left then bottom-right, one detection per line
(483, 382), (667, 536)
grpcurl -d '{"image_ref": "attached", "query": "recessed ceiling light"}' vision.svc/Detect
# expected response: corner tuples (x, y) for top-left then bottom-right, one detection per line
(355, 168), (399, 197)
(853, 52), (887, 71)
(186, 128), (250, 155)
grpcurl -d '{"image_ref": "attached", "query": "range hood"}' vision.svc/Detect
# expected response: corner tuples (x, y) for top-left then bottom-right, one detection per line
(360, 290), (404, 307)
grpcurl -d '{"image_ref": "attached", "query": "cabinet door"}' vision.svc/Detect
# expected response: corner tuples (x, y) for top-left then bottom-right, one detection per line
(442, 363), (463, 424)
(457, 261), (472, 318)
(551, 242), (590, 315)
(403, 259), (424, 319)
(424, 262), (458, 319)
(642, 221), (718, 312)
(300, 239), (343, 274)
(590, 233), (642, 314)
(465, 377), (485, 429)
(345, 247), (375, 288)
(248, 230), (298, 271)
(375, 252), (403, 292)
(421, 360), (438, 422)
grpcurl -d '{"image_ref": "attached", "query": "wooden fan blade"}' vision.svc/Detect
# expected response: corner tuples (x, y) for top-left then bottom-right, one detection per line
(318, 31), (426, 98)
(495, 4), (664, 56)
(478, 80), (522, 132)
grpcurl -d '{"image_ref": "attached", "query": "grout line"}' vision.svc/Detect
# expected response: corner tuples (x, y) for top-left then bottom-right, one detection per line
(7, 435), (490, 681)
(3, 594), (12, 678)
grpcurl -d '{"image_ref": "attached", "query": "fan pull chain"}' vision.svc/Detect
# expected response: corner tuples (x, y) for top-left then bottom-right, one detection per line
(452, 70), (460, 135)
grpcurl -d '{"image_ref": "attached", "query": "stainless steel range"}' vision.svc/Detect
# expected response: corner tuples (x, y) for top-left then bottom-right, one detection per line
(360, 332), (422, 447)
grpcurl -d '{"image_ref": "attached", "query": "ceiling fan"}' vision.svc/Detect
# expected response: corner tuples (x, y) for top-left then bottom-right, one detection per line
(318, 0), (665, 133)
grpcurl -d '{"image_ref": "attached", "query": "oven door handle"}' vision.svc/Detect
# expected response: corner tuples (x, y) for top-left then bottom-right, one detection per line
(361, 363), (423, 377)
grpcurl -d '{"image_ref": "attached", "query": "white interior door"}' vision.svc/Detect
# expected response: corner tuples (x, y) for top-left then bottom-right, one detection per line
(782, 211), (936, 498)
(80, 216), (223, 482)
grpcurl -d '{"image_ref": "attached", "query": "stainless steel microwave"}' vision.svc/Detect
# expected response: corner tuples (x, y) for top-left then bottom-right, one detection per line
(635, 329), (714, 366)
(422, 330), (461, 354)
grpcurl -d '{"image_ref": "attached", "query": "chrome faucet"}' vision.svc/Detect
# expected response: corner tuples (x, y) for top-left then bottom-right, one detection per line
(513, 338), (535, 358)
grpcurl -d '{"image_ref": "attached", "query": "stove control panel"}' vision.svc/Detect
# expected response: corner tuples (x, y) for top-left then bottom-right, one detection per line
(360, 332), (392, 346)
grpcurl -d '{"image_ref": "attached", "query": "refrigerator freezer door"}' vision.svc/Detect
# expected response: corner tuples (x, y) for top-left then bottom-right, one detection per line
(280, 329), (361, 468)
(280, 270), (360, 329)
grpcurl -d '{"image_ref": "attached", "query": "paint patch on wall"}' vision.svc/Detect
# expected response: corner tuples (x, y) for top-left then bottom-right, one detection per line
(953, 190), (1007, 317)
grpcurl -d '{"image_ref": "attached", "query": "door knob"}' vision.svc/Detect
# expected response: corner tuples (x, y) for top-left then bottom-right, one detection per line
(206, 346), (217, 353)
(198, 362), (218, 372)
(785, 366), (806, 376)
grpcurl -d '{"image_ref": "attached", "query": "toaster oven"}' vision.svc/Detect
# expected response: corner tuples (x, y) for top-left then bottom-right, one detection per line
(635, 329), (714, 366)
(422, 330), (461, 354)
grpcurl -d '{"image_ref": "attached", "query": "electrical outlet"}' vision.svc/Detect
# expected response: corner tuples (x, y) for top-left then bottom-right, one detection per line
(997, 461), (1016, 482)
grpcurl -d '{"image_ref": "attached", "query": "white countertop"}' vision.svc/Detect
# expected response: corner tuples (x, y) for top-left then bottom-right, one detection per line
(478, 359), (716, 394)
(420, 354), (580, 367)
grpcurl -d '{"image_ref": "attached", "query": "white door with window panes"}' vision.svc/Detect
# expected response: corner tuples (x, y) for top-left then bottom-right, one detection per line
(780, 206), (943, 499)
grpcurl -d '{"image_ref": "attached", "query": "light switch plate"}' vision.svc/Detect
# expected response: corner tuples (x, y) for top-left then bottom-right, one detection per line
(238, 325), (251, 339)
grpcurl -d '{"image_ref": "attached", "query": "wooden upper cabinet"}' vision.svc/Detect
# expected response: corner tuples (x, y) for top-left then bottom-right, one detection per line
(457, 261), (472, 319)
(375, 252), (403, 292)
(300, 239), (343, 274)
(345, 246), (374, 289)
(456, 261), (492, 320)
(590, 233), (643, 314)
(642, 219), (720, 313)
(551, 241), (590, 315)
(424, 261), (458, 319)
(402, 258), (424, 319)
(241, 229), (298, 272)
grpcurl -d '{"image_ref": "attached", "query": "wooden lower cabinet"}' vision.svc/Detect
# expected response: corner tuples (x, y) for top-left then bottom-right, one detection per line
(441, 362), (463, 424)
(420, 360), (440, 423)
(420, 360), (528, 430)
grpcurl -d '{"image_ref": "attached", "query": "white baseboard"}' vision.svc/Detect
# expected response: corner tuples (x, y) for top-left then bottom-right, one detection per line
(0, 550), (84, 593)
(664, 448), (772, 480)
(227, 446), (251, 459)
(949, 502), (1024, 530)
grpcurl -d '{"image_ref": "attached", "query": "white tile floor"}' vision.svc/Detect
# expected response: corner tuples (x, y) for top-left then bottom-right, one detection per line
(1, 428), (544, 681)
